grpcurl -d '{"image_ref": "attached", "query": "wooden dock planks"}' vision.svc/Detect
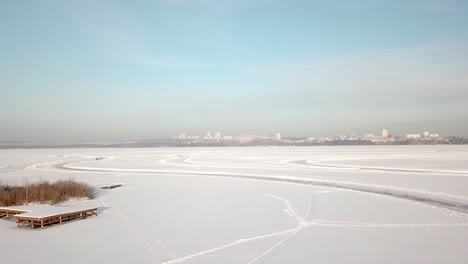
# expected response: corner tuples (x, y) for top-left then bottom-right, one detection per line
(0, 208), (28, 218)
(14, 207), (98, 229)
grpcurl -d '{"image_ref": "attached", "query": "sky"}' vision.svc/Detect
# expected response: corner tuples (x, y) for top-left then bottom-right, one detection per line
(1, 0), (468, 141)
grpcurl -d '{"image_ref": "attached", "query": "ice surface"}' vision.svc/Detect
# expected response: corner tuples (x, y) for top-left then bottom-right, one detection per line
(1, 146), (468, 264)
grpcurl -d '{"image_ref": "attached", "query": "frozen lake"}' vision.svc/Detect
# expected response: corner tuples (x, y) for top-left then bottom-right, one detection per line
(1, 146), (468, 263)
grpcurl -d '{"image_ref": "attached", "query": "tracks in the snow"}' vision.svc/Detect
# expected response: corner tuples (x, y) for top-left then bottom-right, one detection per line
(290, 160), (468, 175)
(53, 158), (468, 215)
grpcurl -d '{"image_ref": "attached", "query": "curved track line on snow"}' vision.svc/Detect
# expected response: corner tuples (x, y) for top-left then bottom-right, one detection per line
(0, 165), (13, 172)
(164, 193), (312, 264)
(290, 160), (468, 176)
(163, 155), (314, 172)
(162, 228), (298, 264)
(0, 164), (32, 174)
(163, 192), (468, 264)
(52, 158), (468, 215)
(246, 194), (309, 264)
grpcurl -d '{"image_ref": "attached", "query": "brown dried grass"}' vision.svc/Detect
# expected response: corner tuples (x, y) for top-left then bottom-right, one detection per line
(0, 180), (95, 206)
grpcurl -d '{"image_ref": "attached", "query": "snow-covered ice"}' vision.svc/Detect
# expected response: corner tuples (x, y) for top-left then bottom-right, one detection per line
(1, 146), (468, 263)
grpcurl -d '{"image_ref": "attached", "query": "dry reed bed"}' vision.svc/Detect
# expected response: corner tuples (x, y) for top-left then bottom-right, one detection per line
(0, 180), (95, 206)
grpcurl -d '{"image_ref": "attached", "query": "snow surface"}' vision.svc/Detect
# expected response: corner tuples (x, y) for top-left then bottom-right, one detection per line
(1, 146), (468, 264)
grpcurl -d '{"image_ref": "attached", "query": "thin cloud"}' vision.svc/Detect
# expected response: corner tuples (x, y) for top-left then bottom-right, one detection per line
(128, 54), (214, 69)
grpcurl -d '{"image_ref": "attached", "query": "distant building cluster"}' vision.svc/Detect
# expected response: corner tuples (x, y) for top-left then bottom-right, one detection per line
(176, 132), (281, 143)
(305, 129), (394, 144)
(405, 131), (439, 140)
(305, 129), (442, 144)
(3, 129), (468, 149)
(173, 129), (450, 146)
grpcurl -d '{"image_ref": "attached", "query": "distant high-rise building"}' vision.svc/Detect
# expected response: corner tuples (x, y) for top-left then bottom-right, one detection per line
(423, 131), (429, 137)
(276, 133), (281, 141)
(214, 132), (222, 140)
(178, 133), (187, 139)
(382, 129), (388, 138)
(204, 132), (213, 140)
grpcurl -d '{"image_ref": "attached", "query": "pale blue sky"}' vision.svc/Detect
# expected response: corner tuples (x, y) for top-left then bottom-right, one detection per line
(1, 0), (468, 140)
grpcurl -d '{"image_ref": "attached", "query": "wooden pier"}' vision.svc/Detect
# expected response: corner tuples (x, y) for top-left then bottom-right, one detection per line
(0, 208), (27, 218)
(0, 206), (98, 229)
(100, 184), (123, 189)
(15, 207), (98, 229)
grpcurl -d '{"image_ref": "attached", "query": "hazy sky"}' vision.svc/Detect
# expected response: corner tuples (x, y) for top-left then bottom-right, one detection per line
(1, 0), (468, 141)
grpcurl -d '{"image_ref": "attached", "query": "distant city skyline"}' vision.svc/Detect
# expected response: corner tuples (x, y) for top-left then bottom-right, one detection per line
(1, 1), (468, 141)
(175, 128), (440, 140)
(169, 128), (447, 145)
